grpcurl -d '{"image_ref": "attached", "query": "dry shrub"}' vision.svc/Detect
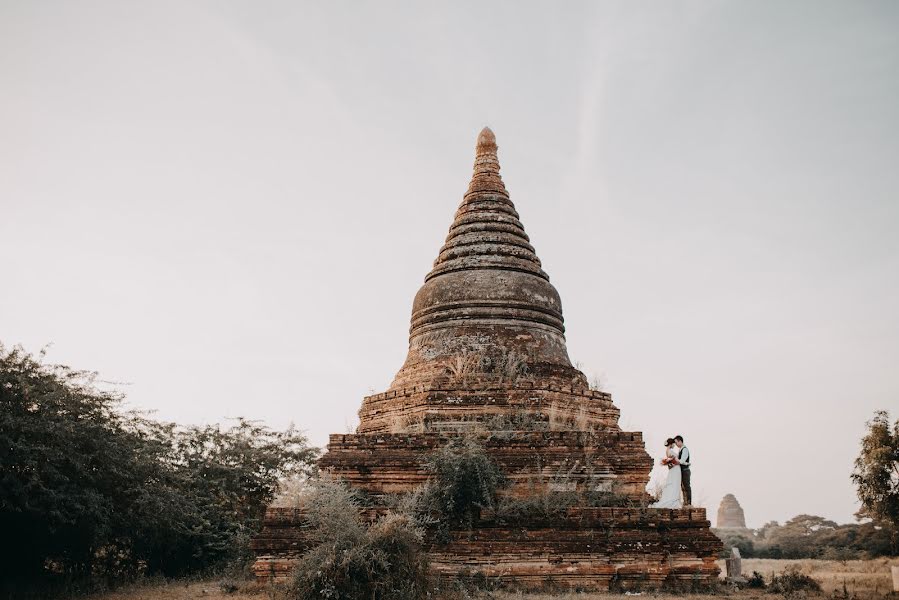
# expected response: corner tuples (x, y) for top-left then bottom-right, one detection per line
(574, 405), (591, 431)
(444, 351), (485, 385)
(302, 477), (365, 544)
(767, 565), (822, 595)
(289, 478), (429, 600)
(494, 487), (630, 526)
(733, 558), (899, 597)
(388, 414), (423, 434)
(443, 348), (530, 386)
(746, 570), (766, 589)
(484, 409), (547, 433)
(545, 401), (595, 432)
(547, 401), (564, 431)
(647, 479), (665, 502)
(493, 348), (528, 384)
(293, 513), (428, 600)
(270, 476), (308, 508)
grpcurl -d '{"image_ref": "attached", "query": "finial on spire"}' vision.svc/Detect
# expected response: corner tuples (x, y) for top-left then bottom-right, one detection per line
(467, 126), (505, 197)
(476, 126), (497, 156)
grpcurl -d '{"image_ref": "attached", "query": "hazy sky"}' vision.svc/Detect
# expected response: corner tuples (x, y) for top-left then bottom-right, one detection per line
(3, 1), (898, 528)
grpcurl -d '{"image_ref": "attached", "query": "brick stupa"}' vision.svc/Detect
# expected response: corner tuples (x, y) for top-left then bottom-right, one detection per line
(716, 494), (748, 529)
(252, 128), (722, 590)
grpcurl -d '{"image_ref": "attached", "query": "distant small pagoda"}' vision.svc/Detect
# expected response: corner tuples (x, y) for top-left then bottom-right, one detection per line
(251, 128), (722, 590)
(716, 494), (748, 529)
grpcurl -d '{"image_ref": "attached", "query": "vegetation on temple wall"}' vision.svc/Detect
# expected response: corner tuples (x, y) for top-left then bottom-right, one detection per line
(415, 436), (506, 540)
(0, 344), (318, 596)
(493, 489), (632, 526)
(405, 435), (635, 537)
(442, 348), (530, 386)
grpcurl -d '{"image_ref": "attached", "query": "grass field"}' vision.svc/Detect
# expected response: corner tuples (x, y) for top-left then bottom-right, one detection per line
(730, 558), (899, 597)
(87, 558), (899, 600)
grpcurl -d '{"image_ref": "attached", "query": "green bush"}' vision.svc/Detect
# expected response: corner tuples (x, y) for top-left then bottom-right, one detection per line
(0, 344), (318, 594)
(409, 436), (505, 542)
(746, 571), (766, 589)
(767, 567), (821, 595)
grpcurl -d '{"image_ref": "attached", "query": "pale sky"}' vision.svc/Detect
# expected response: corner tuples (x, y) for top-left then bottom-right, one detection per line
(2, 1), (898, 528)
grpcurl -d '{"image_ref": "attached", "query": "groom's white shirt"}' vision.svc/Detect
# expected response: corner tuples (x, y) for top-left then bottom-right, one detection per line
(678, 445), (691, 467)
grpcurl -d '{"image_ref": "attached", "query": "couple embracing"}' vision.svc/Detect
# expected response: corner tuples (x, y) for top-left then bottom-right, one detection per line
(650, 435), (692, 508)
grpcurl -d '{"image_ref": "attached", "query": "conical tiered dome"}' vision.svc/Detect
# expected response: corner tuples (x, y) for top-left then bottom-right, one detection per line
(424, 127), (548, 283)
(392, 128), (582, 390)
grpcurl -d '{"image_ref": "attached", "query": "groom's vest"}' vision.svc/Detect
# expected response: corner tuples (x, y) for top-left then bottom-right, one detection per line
(679, 447), (691, 470)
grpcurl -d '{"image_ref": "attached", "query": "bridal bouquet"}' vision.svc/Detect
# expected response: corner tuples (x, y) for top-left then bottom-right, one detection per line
(661, 457), (679, 467)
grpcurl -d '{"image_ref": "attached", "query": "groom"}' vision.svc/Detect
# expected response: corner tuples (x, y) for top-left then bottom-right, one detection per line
(675, 435), (691, 506)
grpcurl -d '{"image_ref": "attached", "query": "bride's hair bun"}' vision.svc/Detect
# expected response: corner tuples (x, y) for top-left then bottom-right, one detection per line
(664, 437), (675, 446)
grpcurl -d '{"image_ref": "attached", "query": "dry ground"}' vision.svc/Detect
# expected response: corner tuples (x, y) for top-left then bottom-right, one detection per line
(83, 580), (277, 600)
(730, 558), (899, 598)
(87, 558), (899, 600)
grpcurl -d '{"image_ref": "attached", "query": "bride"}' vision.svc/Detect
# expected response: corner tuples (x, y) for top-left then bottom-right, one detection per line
(650, 438), (683, 508)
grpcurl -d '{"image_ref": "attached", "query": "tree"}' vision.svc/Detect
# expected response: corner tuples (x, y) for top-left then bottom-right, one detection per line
(762, 515), (838, 558)
(0, 343), (318, 593)
(851, 410), (899, 553)
(158, 419), (319, 573)
(0, 344), (159, 582)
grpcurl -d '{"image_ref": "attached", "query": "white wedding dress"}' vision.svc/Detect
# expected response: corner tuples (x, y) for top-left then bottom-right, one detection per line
(650, 446), (683, 508)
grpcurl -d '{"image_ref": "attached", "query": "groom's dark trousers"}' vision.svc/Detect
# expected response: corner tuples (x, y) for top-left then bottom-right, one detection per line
(681, 468), (692, 505)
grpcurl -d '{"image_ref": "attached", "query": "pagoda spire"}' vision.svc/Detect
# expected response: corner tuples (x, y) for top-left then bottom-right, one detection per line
(424, 128), (546, 283)
(387, 126), (582, 391)
(467, 126), (507, 197)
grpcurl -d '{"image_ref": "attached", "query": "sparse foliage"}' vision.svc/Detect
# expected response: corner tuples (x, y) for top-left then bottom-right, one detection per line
(443, 351), (485, 385)
(405, 436), (505, 542)
(425, 437), (506, 528)
(851, 410), (899, 552)
(271, 476), (310, 508)
(483, 409), (547, 433)
(443, 348), (530, 385)
(302, 476), (366, 544)
(289, 478), (429, 600)
(492, 348), (529, 384)
(493, 488), (629, 525)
